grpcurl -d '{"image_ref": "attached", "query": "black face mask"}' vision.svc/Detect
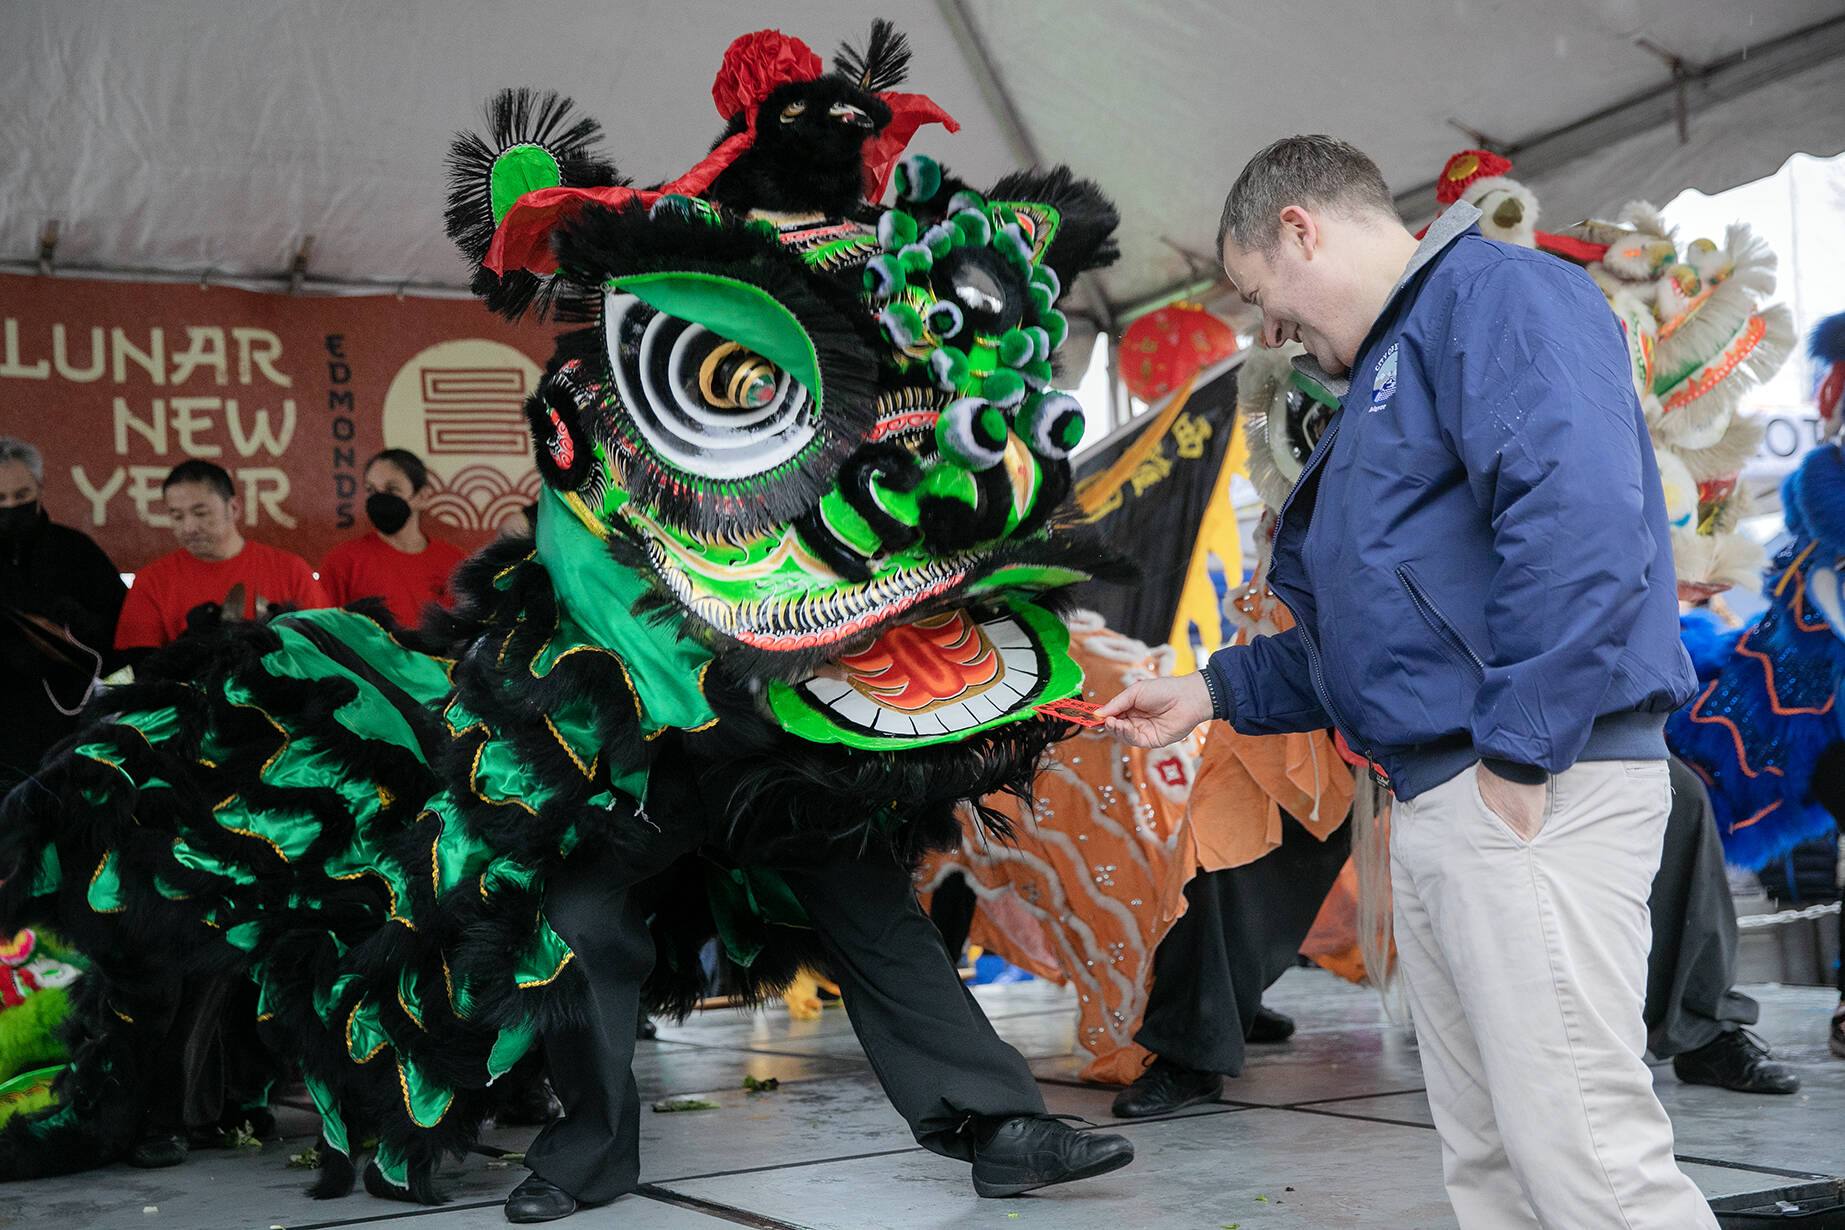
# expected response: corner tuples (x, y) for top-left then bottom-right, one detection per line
(365, 492), (412, 535)
(0, 501), (40, 540)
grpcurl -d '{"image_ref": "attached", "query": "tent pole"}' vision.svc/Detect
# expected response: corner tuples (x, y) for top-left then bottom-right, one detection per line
(1393, 12), (1845, 220)
(1118, 11), (1845, 319)
(0, 259), (475, 299)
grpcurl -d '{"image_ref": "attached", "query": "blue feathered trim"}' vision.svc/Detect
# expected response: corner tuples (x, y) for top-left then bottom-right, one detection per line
(1679, 609), (1744, 681)
(1786, 446), (1845, 556)
(1809, 311), (1845, 365)
(1668, 541), (1845, 868)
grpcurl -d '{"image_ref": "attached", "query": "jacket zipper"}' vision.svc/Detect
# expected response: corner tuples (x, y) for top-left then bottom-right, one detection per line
(1270, 416), (1388, 788)
(1291, 617), (1387, 788)
(1396, 566), (1485, 679)
(1265, 221), (1477, 793)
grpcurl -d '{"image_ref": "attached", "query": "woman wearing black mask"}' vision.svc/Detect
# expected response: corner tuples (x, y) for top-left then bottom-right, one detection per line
(318, 448), (466, 627)
(0, 436), (127, 790)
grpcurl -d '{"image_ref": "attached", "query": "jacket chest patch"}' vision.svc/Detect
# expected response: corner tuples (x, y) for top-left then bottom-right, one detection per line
(1370, 344), (1399, 412)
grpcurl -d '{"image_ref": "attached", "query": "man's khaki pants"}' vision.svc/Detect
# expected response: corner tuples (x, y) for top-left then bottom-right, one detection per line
(1391, 759), (1718, 1230)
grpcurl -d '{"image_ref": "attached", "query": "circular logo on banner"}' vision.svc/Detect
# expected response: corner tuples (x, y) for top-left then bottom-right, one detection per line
(382, 339), (544, 533)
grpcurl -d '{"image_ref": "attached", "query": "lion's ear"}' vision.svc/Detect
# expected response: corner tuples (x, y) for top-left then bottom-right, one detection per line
(445, 89), (625, 321)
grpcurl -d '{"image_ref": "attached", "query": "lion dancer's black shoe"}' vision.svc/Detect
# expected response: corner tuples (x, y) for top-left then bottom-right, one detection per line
(1111, 1056), (1224, 1118)
(127, 1132), (188, 1169)
(967, 1114), (1135, 1197)
(504, 1173), (582, 1224)
(490, 1050), (562, 1128)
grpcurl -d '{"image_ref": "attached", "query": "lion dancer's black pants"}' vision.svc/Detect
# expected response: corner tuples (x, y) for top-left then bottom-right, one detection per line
(524, 766), (1046, 1205)
(1133, 809), (1352, 1076)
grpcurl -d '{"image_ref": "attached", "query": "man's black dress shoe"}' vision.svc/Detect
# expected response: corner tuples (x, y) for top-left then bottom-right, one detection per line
(968, 1114), (1135, 1197)
(505, 1173), (578, 1223)
(1111, 1057), (1224, 1118)
(1672, 1029), (1800, 1095)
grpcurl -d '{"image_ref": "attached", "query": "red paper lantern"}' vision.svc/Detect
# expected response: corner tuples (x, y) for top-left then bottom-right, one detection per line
(1120, 303), (1239, 402)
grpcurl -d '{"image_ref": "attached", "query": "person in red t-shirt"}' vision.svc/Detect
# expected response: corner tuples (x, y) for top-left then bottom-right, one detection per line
(319, 449), (467, 628)
(115, 459), (329, 652)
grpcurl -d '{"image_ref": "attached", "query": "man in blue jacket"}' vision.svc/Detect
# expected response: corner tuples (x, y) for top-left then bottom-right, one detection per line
(1101, 135), (1714, 1229)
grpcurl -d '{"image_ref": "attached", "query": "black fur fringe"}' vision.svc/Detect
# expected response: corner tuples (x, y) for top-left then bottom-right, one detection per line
(0, 515), (1118, 1194)
(309, 1142), (357, 1199)
(986, 166), (1121, 286)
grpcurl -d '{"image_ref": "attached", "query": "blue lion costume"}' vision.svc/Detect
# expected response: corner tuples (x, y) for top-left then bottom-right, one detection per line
(1668, 312), (1845, 868)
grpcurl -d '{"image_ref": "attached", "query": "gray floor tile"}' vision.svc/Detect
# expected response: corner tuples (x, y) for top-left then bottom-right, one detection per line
(1651, 982), (1845, 1179)
(637, 1068), (920, 1185)
(658, 1106), (1459, 1230)
(321, 1191), (739, 1229)
(1289, 1089), (1436, 1128)
(633, 1055), (1247, 1190)
(7, 971), (1838, 1228)
(1224, 1020), (1427, 1107)
(634, 1039), (873, 1100)
(652, 984), (1082, 1065)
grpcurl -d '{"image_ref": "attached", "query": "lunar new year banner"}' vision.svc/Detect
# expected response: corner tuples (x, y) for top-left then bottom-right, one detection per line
(0, 274), (555, 572)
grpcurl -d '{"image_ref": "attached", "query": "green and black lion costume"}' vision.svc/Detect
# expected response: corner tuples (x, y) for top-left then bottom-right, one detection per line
(0, 21), (1120, 1201)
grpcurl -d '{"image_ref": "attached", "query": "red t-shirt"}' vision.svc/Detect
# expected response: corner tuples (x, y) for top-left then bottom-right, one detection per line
(115, 540), (330, 649)
(319, 531), (467, 627)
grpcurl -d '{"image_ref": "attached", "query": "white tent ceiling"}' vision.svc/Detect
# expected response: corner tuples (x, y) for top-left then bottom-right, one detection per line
(5, 0), (1844, 323)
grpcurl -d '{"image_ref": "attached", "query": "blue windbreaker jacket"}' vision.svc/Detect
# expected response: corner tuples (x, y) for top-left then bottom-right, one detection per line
(1202, 204), (1696, 800)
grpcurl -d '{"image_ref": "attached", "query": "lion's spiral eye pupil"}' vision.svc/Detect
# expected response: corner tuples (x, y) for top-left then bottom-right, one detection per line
(700, 343), (780, 411)
(732, 366), (777, 408)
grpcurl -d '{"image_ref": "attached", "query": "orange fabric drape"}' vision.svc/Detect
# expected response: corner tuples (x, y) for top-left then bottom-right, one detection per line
(922, 608), (1359, 1083)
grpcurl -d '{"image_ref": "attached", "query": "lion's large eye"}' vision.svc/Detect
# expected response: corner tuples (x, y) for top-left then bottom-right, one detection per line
(605, 292), (813, 482)
(699, 343), (779, 410)
(779, 99), (807, 123)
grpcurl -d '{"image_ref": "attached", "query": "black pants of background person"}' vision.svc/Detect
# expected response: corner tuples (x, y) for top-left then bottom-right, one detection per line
(1794, 743), (1845, 1021)
(527, 755), (1046, 1205)
(127, 975), (275, 1163)
(1133, 809), (1352, 1076)
(1643, 758), (1761, 1056)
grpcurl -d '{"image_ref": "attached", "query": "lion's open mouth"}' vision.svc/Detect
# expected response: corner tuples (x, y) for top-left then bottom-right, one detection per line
(765, 598), (1080, 749)
(629, 503), (1089, 654)
(639, 525), (976, 651)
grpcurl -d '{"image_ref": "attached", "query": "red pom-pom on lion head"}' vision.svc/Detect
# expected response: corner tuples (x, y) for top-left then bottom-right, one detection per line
(711, 29), (826, 121)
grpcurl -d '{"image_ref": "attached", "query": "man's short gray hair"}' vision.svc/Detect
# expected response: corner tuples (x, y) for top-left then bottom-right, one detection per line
(1217, 135), (1398, 258)
(0, 437), (43, 484)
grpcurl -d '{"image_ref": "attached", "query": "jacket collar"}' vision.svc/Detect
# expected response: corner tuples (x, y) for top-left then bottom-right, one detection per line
(1289, 201), (1483, 400)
